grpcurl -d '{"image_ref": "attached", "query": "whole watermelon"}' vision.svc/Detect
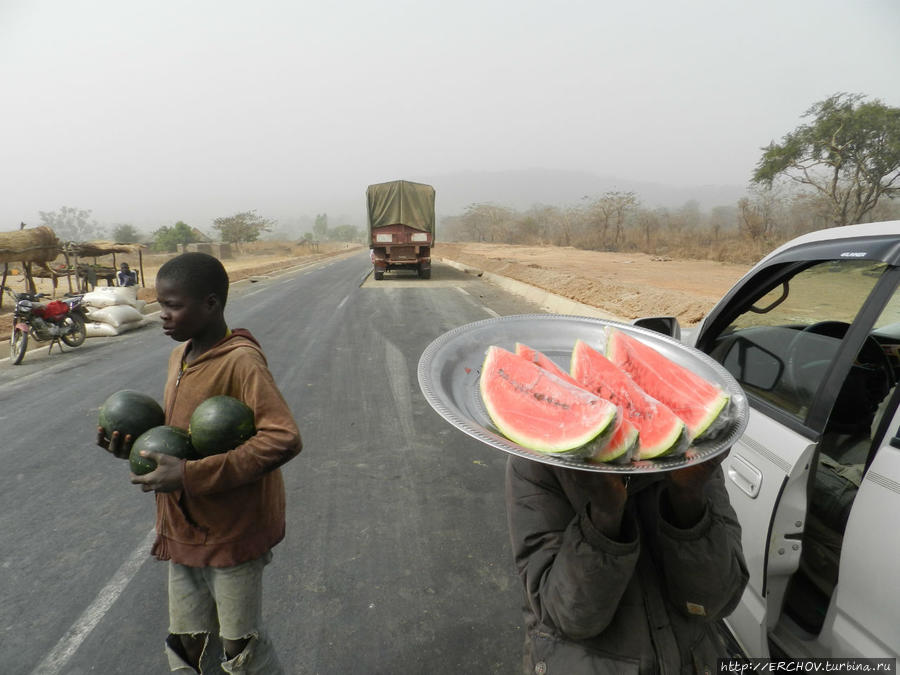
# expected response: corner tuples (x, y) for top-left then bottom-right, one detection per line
(99, 390), (165, 441)
(189, 395), (256, 457)
(129, 426), (197, 475)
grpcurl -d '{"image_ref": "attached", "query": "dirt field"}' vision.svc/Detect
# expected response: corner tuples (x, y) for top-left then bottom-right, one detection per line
(438, 243), (752, 325)
(0, 241), (754, 344)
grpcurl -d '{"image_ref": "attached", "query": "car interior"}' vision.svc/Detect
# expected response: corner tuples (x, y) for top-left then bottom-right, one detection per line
(782, 323), (897, 635)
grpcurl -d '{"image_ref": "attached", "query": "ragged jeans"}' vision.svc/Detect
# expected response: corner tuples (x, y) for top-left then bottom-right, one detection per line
(164, 551), (283, 674)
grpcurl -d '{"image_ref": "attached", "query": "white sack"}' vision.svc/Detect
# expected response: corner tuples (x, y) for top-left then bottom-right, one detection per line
(86, 321), (121, 337)
(115, 319), (146, 334)
(87, 304), (145, 327)
(83, 286), (138, 308)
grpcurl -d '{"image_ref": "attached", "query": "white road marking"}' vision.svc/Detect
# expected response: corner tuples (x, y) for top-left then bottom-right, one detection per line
(455, 284), (499, 317)
(30, 528), (155, 675)
(337, 295), (349, 311)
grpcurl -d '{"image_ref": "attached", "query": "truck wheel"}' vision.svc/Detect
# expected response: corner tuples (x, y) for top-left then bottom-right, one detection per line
(374, 270), (384, 281)
(420, 268), (431, 279)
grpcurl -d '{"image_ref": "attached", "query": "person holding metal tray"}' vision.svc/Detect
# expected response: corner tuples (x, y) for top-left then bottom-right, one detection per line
(418, 314), (750, 672)
(505, 449), (748, 674)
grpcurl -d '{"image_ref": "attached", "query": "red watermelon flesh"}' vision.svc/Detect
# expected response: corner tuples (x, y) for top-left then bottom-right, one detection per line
(516, 342), (638, 463)
(604, 328), (729, 441)
(570, 340), (686, 459)
(515, 342), (580, 386)
(480, 346), (618, 457)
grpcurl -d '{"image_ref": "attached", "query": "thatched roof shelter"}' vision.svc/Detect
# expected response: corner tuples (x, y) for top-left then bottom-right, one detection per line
(0, 226), (61, 264)
(65, 241), (145, 258)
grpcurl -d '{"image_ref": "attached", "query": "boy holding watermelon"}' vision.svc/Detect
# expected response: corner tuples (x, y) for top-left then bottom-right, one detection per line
(505, 454), (748, 673)
(99, 252), (301, 674)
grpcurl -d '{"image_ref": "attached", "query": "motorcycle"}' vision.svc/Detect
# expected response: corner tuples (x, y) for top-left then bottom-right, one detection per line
(3, 286), (88, 365)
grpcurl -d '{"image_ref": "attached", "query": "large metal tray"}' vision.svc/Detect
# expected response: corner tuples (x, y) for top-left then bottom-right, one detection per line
(417, 314), (749, 473)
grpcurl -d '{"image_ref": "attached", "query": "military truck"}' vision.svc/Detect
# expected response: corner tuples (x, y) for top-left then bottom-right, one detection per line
(367, 180), (435, 280)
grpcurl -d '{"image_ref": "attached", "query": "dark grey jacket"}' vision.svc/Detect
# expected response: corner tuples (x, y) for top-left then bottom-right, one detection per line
(506, 456), (748, 675)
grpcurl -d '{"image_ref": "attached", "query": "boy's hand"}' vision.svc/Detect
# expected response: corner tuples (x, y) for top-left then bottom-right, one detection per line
(97, 426), (132, 460)
(130, 452), (185, 493)
(566, 471), (628, 539)
(664, 451), (728, 528)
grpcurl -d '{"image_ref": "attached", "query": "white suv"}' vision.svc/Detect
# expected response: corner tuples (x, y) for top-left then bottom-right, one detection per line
(637, 220), (900, 658)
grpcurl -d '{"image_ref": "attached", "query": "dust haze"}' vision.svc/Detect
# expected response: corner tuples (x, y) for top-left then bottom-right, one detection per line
(2, 0), (899, 238)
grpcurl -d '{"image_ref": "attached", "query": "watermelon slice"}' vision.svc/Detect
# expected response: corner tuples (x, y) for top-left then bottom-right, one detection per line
(480, 345), (618, 457)
(516, 342), (639, 463)
(570, 339), (686, 459)
(514, 342), (581, 386)
(604, 328), (730, 441)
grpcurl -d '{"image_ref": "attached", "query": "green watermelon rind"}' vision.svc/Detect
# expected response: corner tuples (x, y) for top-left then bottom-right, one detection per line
(637, 420), (687, 460)
(188, 395), (256, 457)
(98, 390), (165, 442)
(129, 425), (197, 475)
(690, 391), (731, 441)
(589, 417), (639, 464)
(480, 346), (617, 457)
(605, 328), (730, 442)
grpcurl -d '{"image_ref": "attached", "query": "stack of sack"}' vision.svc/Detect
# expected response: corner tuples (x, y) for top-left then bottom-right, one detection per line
(82, 286), (149, 337)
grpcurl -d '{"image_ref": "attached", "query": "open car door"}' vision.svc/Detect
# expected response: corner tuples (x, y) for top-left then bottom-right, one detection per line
(694, 249), (900, 657)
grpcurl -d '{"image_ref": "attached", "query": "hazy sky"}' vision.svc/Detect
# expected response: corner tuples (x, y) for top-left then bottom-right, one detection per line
(2, 0), (899, 232)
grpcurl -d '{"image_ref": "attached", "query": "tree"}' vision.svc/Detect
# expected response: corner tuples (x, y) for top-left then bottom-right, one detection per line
(329, 224), (361, 242)
(152, 221), (197, 252)
(38, 206), (103, 242)
(549, 205), (584, 248)
(753, 93), (900, 226)
(737, 187), (784, 244)
(460, 203), (515, 242)
(313, 213), (328, 240)
(212, 210), (273, 244)
(634, 208), (661, 251)
(113, 224), (141, 243)
(586, 191), (639, 249)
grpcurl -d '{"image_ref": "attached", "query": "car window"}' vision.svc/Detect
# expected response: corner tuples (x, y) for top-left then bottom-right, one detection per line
(708, 260), (887, 421)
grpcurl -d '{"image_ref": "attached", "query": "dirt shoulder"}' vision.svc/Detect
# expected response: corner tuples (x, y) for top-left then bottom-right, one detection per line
(437, 242), (751, 326)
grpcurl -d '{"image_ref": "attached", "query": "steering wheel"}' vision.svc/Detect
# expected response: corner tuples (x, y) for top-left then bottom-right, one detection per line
(786, 320), (894, 417)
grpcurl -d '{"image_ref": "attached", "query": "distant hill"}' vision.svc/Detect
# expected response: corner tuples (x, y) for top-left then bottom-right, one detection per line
(268, 168), (750, 238)
(417, 168), (748, 215)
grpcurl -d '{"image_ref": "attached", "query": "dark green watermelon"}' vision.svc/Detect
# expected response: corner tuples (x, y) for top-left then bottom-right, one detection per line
(99, 390), (165, 441)
(188, 395), (256, 457)
(129, 425), (197, 475)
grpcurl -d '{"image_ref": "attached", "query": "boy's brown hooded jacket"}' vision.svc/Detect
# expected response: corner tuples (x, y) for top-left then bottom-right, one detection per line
(152, 329), (301, 568)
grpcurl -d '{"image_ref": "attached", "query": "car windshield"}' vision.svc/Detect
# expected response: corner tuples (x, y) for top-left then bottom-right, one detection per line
(735, 260), (887, 329)
(711, 260), (888, 419)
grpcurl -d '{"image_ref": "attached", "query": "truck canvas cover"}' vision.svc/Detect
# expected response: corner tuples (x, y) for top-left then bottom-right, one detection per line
(366, 180), (436, 234)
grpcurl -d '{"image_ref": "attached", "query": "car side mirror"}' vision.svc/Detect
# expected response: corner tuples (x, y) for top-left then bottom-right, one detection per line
(632, 316), (681, 341)
(720, 337), (784, 391)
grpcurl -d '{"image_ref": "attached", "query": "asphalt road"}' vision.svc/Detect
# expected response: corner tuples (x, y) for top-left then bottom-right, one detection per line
(0, 252), (550, 675)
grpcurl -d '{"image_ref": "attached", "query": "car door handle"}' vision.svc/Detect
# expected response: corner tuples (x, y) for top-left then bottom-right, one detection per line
(727, 455), (762, 498)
